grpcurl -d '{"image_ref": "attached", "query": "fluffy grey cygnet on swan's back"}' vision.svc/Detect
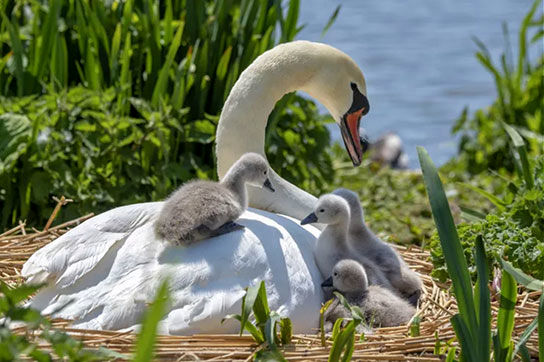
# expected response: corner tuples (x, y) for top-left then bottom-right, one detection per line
(322, 259), (415, 331)
(300, 194), (392, 289)
(155, 153), (275, 245)
(332, 188), (423, 306)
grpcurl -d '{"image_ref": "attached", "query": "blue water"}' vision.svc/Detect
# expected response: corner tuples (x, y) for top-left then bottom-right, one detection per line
(297, 0), (536, 167)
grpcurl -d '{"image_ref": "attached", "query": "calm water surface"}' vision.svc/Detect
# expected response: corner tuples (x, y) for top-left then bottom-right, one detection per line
(297, 0), (535, 167)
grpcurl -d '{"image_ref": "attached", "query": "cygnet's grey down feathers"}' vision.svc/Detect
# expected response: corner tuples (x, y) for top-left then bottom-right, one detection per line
(155, 181), (243, 245)
(323, 260), (415, 332)
(301, 194), (393, 292)
(332, 188), (423, 305)
(155, 152), (272, 245)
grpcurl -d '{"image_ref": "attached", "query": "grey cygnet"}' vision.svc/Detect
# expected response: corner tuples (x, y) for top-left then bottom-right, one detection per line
(300, 194), (392, 289)
(155, 152), (275, 245)
(332, 188), (423, 306)
(322, 259), (415, 331)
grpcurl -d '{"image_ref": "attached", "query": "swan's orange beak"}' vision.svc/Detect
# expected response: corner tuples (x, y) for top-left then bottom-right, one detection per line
(340, 108), (365, 166)
(340, 83), (370, 167)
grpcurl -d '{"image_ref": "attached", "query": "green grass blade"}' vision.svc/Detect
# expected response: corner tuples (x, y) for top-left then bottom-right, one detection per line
(133, 280), (170, 362)
(253, 281), (271, 327)
(264, 311), (281, 347)
(474, 235), (491, 361)
(417, 147), (478, 337)
(457, 182), (506, 211)
(502, 122), (534, 188)
(516, 0), (540, 83)
(239, 283), (261, 337)
(4, 16), (24, 96)
(320, 299), (334, 346)
(222, 314), (264, 343)
(450, 314), (479, 361)
(513, 317), (537, 358)
(498, 259), (544, 291)
(328, 320), (356, 362)
(151, 21), (184, 107)
(495, 270), (517, 362)
(321, 5), (341, 38)
(284, 0), (300, 41)
(539, 293), (544, 362)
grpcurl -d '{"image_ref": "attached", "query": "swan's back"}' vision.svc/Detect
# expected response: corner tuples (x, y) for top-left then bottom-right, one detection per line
(23, 204), (324, 334)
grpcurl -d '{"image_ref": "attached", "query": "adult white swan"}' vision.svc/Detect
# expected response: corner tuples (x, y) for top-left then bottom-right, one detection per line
(22, 41), (369, 334)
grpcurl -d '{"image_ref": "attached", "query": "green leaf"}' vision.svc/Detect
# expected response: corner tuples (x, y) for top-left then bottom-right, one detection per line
(494, 270), (516, 362)
(239, 283), (261, 337)
(502, 122), (534, 189)
(152, 21), (184, 107)
(253, 281), (271, 327)
(133, 280), (170, 362)
(417, 147), (478, 340)
(450, 314), (479, 361)
(498, 259), (544, 291)
(457, 182), (506, 211)
(321, 5), (341, 38)
(539, 293), (544, 362)
(264, 311), (281, 347)
(474, 236), (490, 361)
(0, 113), (32, 174)
(513, 317), (538, 358)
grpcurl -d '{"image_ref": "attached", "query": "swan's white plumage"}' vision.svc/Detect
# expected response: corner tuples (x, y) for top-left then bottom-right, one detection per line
(23, 40), (368, 334)
(23, 203), (324, 334)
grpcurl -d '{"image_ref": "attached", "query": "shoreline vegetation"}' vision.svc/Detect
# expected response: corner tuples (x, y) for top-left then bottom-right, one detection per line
(1, 0), (543, 360)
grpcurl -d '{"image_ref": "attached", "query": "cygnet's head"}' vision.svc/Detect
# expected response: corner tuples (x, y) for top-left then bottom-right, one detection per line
(232, 152), (275, 192)
(300, 194), (349, 225)
(321, 259), (368, 293)
(332, 188), (365, 221)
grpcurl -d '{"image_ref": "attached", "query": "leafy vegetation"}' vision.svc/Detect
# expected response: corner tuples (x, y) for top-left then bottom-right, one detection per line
(0, 281), (124, 360)
(418, 146), (543, 362)
(0, 0), (335, 229)
(430, 147), (543, 282)
(222, 281), (292, 361)
(452, 0), (543, 174)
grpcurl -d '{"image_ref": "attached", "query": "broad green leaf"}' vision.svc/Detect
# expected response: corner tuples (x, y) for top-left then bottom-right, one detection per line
(474, 236), (490, 361)
(239, 283), (261, 336)
(495, 270), (516, 362)
(457, 182), (506, 211)
(539, 293), (543, 362)
(498, 259), (544, 291)
(503, 122), (534, 189)
(418, 147), (478, 339)
(0, 113), (32, 173)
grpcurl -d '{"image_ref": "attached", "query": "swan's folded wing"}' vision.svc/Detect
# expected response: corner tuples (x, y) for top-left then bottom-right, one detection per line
(22, 202), (162, 288)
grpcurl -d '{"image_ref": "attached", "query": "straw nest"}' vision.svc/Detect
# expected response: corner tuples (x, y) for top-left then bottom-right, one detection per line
(1, 204), (541, 361)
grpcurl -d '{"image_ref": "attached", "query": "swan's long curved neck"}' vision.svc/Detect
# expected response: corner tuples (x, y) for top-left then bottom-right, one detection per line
(216, 43), (324, 221)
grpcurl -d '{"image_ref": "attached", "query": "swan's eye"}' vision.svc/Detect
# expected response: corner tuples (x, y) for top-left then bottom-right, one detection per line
(334, 272), (338, 276)
(264, 170), (267, 175)
(319, 209), (325, 213)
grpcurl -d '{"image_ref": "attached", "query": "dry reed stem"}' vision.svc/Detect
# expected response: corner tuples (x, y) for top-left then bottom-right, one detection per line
(0, 216), (540, 361)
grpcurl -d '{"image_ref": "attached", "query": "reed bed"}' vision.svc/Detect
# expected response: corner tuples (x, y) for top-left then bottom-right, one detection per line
(1, 212), (540, 361)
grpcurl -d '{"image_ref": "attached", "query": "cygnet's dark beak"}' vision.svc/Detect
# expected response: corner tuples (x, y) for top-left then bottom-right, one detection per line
(321, 276), (333, 288)
(300, 212), (318, 225)
(263, 178), (275, 192)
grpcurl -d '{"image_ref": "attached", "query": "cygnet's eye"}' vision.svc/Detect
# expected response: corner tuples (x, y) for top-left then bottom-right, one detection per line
(334, 272), (338, 276)
(264, 170), (267, 175)
(319, 209), (325, 213)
